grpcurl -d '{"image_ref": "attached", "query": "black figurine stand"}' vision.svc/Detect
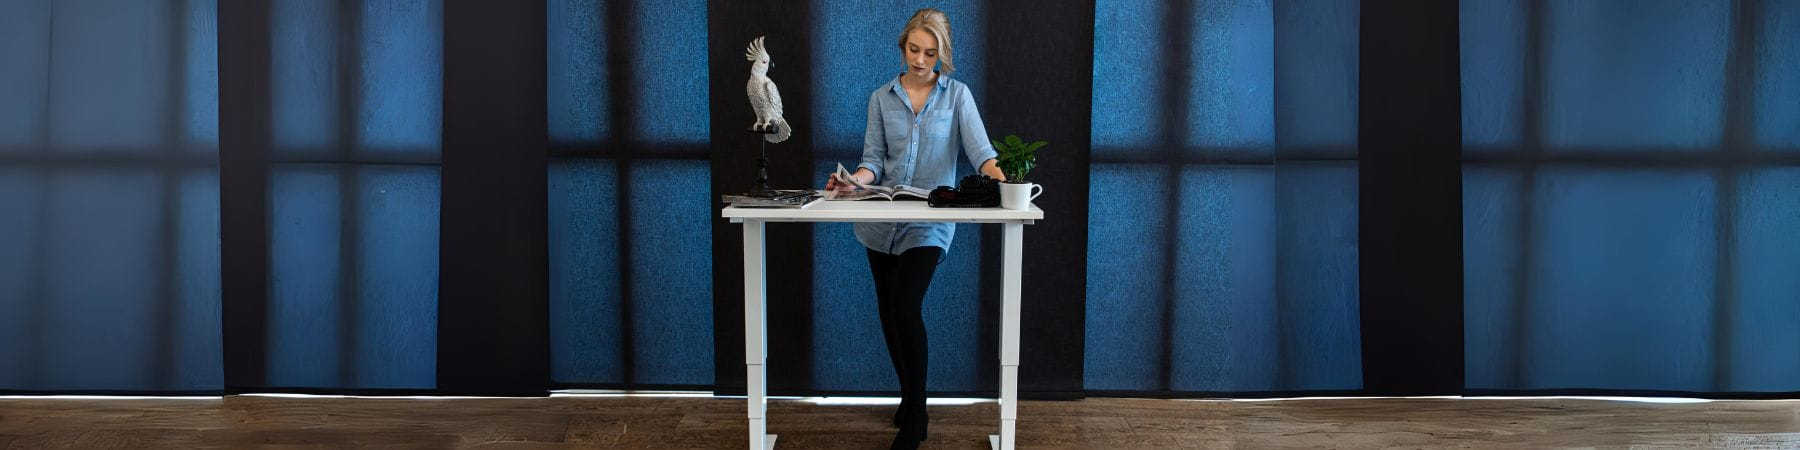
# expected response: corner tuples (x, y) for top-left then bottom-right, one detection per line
(744, 124), (781, 198)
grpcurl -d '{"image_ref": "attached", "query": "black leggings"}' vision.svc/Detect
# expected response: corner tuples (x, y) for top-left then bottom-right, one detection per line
(866, 246), (943, 411)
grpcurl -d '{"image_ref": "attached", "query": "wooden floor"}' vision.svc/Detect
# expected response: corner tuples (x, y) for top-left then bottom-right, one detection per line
(3, 394), (1799, 449)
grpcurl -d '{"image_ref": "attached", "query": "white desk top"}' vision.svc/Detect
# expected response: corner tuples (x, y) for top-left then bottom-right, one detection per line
(723, 198), (1042, 223)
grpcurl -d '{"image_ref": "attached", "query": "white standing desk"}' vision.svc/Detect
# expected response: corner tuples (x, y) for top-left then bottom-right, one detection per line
(723, 199), (1043, 450)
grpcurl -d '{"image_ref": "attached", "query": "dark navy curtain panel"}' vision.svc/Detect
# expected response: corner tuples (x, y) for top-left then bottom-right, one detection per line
(1462, 0), (1800, 394)
(4, 0), (1798, 397)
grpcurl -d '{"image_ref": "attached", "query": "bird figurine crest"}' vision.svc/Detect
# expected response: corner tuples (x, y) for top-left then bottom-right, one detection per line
(745, 36), (791, 143)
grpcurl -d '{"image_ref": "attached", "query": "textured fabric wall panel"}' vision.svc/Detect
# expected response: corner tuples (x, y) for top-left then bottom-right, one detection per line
(1274, 163), (1361, 389)
(1726, 168), (1800, 391)
(357, 0), (441, 153)
(38, 169), (165, 390)
(1460, 1), (1798, 394)
(1457, 0), (1524, 152)
(547, 0), (609, 145)
(268, 166), (438, 389)
(351, 167), (439, 387)
(47, 0), (173, 152)
(173, 170), (224, 389)
(0, 1), (222, 392)
(1087, 0), (1359, 394)
(548, 160), (624, 384)
(0, 0), (49, 149)
(807, 219), (887, 391)
(184, 0), (220, 150)
(545, 0), (713, 387)
(626, 160), (715, 385)
(0, 170), (43, 387)
(1273, 0), (1357, 154)
(1462, 167), (1522, 390)
(271, 0), (340, 153)
(1084, 164), (1171, 391)
(1525, 169), (1716, 390)
(629, 0), (708, 145)
(1168, 167), (1277, 392)
(1185, 0), (1272, 156)
(1757, 0), (1800, 150)
(267, 167), (348, 388)
(1091, 0), (1165, 153)
(1543, 1), (1728, 151)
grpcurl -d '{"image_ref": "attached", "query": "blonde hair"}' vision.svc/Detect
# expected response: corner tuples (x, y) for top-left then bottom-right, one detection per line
(897, 8), (954, 76)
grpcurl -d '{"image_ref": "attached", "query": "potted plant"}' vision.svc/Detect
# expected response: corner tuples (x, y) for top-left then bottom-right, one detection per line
(991, 134), (1047, 210)
(993, 134), (1046, 183)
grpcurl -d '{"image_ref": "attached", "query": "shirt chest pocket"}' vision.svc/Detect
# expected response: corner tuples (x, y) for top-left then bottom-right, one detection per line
(882, 111), (912, 147)
(885, 110), (955, 141)
(922, 110), (954, 139)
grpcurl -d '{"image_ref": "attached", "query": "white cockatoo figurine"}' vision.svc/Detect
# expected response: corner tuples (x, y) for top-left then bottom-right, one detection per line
(745, 36), (791, 144)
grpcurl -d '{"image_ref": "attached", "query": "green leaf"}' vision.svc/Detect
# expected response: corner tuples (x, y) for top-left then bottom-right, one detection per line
(1026, 141), (1048, 151)
(991, 139), (1004, 150)
(1004, 134), (1023, 147)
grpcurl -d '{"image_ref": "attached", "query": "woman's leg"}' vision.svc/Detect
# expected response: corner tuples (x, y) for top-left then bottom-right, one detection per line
(866, 248), (907, 422)
(889, 246), (943, 446)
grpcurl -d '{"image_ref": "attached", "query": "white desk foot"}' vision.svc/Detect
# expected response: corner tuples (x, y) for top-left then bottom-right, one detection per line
(748, 419), (776, 449)
(990, 418), (1016, 449)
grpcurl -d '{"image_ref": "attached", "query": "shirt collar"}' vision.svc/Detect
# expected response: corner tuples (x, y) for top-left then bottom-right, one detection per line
(888, 71), (950, 95)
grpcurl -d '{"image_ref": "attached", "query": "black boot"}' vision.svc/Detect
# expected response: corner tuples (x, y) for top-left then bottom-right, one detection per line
(890, 408), (928, 450)
(891, 402), (909, 428)
(890, 402), (928, 437)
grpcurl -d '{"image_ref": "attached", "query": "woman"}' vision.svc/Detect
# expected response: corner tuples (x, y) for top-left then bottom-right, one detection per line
(824, 7), (1007, 449)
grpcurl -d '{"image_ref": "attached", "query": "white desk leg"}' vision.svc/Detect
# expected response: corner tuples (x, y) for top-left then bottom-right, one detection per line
(743, 221), (776, 449)
(992, 222), (1024, 450)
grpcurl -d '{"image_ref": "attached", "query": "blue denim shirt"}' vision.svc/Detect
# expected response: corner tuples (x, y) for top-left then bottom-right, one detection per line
(854, 73), (997, 256)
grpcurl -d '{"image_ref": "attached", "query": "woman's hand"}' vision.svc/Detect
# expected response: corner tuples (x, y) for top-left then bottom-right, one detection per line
(979, 158), (1006, 182)
(825, 174), (853, 191)
(825, 168), (875, 191)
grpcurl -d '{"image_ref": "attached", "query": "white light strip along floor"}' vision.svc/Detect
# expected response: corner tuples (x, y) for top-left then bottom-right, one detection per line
(0, 395), (222, 400)
(801, 397), (993, 407)
(240, 393), (534, 400)
(551, 389), (713, 398)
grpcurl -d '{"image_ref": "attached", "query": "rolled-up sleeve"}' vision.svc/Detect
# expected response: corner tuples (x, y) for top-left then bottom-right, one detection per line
(859, 92), (886, 183)
(955, 88), (998, 169)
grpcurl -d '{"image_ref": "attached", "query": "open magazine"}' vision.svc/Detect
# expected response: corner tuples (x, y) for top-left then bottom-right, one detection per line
(721, 189), (822, 208)
(827, 163), (931, 201)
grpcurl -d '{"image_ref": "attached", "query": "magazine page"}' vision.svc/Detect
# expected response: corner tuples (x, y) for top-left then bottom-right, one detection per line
(827, 163), (909, 200)
(834, 162), (871, 190)
(722, 190), (822, 208)
(891, 185), (931, 200)
(828, 188), (885, 201)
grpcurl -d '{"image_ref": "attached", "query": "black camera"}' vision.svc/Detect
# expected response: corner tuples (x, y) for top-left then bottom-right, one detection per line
(927, 174), (1001, 208)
